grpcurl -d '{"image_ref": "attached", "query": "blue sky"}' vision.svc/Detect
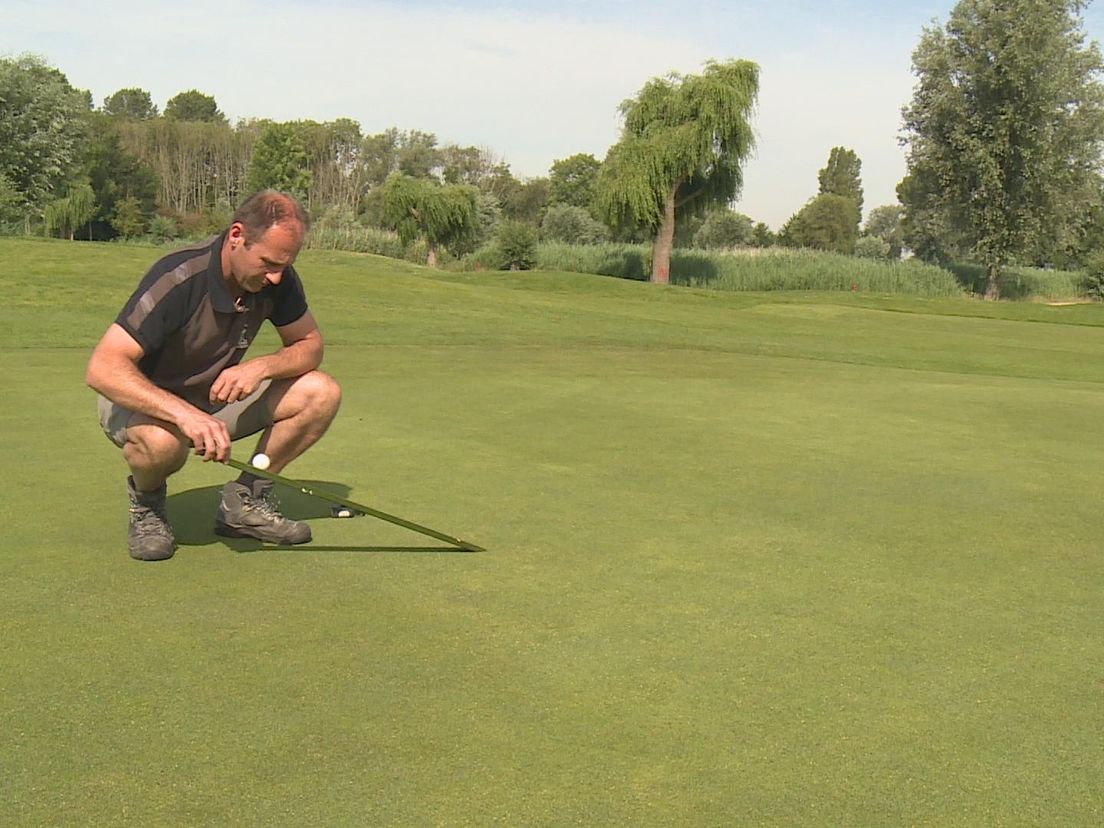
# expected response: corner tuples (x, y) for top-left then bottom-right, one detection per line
(6, 0), (1104, 228)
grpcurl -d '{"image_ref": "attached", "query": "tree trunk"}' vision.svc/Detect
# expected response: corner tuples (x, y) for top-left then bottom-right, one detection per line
(650, 183), (679, 284)
(984, 262), (1001, 300)
(426, 241), (438, 268)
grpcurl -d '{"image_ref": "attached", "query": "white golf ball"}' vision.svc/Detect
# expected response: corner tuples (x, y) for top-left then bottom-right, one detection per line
(251, 453), (271, 471)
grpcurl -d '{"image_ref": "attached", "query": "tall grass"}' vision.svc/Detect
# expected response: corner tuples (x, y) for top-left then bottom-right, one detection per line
(306, 224), (432, 265)
(534, 242), (966, 297)
(947, 262), (1088, 300)
(672, 247), (965, 296)
(534, 241), (651, 280)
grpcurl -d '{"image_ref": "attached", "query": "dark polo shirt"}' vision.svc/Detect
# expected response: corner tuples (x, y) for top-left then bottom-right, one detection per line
(115, 232), (308, 413)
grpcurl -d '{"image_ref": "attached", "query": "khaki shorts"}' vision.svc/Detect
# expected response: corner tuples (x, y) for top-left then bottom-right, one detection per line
(97, 380), (276, 448)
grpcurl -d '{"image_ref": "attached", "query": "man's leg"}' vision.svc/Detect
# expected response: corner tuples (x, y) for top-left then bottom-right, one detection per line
(215, 371), (341, 544)
(249, 370), (342, 473)
(122, 421), (189, 561)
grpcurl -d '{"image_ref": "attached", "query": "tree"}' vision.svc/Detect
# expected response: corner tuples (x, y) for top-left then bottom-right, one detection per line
(119, 118), (245, 213)
(44, 181), (97, 240)
(862, 205), (904, 259)
(540, 204), (609, 244)
(0, 55), (89, 227)
(900, 0), (1104, 298)
(380, 173), (478, 267)
(246, 122), (312, 200)
(855, 235), (893, 259)
(751, 222), (776, 248)
(82, 113), (159, 239)
(818, 147), (863, 213)
(502, 177), (549, 224)
(548, 153), (601, 210)
(0, 172), (23, 227)
(692, 207), (754, 249)
(102, 88), (158, 120)
(396, 130), (440, 179)
(164, 90), (226, 123)
(779, 193), (860, 254)
(817, 146), (863, 243)
(595, 59), (759, 283)
(110, 196), (145, 238)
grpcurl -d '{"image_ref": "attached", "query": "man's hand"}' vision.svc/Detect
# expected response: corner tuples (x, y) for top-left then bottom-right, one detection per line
(210, 361), (268, 405)
(177, 408), (233, 462)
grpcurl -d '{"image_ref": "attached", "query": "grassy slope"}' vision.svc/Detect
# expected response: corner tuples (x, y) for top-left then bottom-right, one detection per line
(2, 238), (1103, 824)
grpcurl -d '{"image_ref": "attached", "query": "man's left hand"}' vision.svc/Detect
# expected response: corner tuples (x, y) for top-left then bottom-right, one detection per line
(210, 361), (267, 404)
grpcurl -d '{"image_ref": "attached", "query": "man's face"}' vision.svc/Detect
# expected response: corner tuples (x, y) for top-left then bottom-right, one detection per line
(227, 221), (303, 294)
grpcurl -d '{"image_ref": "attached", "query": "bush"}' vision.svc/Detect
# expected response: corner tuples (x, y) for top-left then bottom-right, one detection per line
(496, 221), (538, 270)
(541, 205), (608, 245)
(148, 215), (179, 243)
(1082, 252), (1104, 299)
(692, 210), (753, 249)
(110, 196), (146, 239)
(855, 235), (892, 260)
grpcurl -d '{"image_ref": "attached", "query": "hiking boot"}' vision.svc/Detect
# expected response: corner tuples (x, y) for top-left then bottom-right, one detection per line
(214, 479), (311, 545)
(127, 476), (176, 561)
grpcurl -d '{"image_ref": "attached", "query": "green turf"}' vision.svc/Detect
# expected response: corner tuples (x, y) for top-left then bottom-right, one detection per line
(3, 237), (1103, 824)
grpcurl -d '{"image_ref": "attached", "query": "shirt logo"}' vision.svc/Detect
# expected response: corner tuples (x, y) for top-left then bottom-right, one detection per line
(236, 323), (250, 350)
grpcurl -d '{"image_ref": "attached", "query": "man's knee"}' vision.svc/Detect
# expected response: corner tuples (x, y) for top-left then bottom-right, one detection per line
(290, 370), (341, 422)
(306, 370), (341, 413)
(124, 422), (189, 467)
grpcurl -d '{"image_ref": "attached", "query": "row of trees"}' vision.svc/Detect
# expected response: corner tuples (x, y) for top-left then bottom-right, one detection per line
(5, 0), (1104, 298)
(0, 53), (876, 283)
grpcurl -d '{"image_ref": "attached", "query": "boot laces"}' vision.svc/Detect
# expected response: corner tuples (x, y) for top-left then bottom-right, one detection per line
(243, 489), (286, 522)
(130, 502), (169, 536)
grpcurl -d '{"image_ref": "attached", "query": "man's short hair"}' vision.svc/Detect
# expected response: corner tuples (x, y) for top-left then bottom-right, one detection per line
(233, 190), (310, 243)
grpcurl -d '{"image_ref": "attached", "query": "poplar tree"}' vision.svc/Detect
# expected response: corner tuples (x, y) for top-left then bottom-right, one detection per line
(901, 0), (1104, 298)
(246, 122), (312, 201)
(596, 59), (759, 283)
(818, 146), (863, 242)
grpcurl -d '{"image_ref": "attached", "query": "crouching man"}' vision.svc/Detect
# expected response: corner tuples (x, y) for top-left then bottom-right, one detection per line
(86, 190), (341, 561)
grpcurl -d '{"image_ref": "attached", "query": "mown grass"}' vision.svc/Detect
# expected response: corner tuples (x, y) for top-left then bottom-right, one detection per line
(3, 237), (1104, 825)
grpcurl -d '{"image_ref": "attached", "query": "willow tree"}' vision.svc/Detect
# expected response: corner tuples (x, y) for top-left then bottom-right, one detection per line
(596, 59), (759, 283)
(380, 173), (478, 267)
(44, 182), (96, 240)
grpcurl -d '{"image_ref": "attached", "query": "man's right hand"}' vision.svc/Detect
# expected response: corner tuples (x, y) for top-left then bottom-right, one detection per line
(177, 409), (232, 463)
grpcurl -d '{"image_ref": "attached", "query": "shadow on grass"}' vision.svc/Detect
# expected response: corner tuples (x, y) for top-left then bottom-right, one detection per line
(167, 481), (480, 554)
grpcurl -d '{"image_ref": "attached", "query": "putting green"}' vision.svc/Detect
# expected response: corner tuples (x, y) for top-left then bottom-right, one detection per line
(2, 239), (1102, 824)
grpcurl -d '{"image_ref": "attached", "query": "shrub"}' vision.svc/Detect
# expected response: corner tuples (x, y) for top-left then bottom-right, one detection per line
(148, 214), (179, 243)
(692, 210), (753, 249)
(496, 221), (538, 270)
(855, 235), (892, 260)
(541, 205), (608, 245)
(1080, 252), (1104, 298)
(110, 196), (145, 239)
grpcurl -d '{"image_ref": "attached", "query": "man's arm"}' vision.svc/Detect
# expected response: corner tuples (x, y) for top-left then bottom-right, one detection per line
(86, 323), (233, 461)
(208, 310), (324, 406)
